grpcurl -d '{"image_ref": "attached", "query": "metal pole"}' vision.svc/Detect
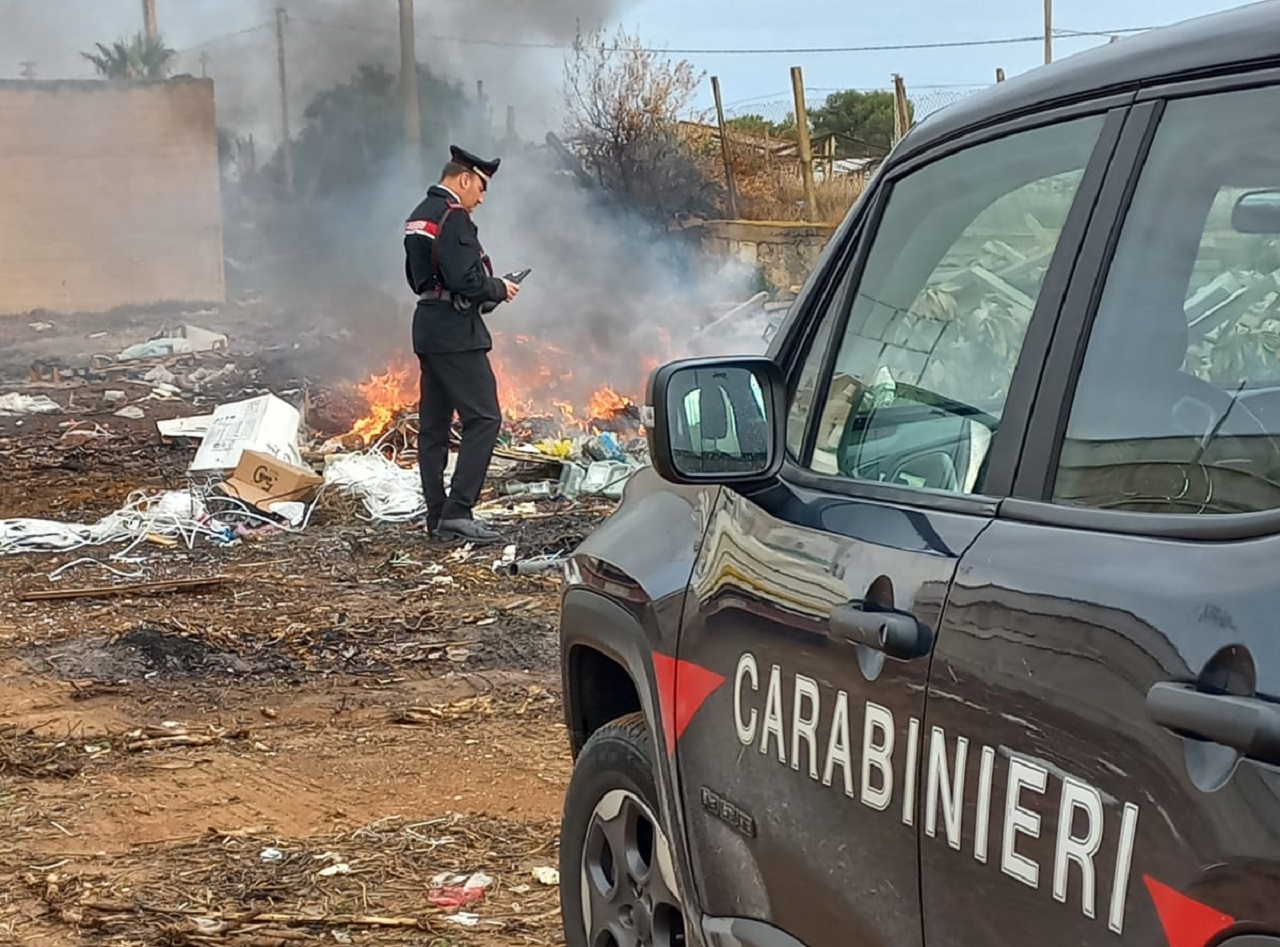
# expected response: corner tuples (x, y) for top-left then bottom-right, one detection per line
(790, 66), (819, 223)
(711, 77), (740, 220)
(399, 0), (422, 185)
(1044, 0), (1053, 64)
(276, 7), (294, 196)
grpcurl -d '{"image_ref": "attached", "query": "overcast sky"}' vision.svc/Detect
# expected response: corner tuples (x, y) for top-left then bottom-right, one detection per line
(0, 0), (1258, 137)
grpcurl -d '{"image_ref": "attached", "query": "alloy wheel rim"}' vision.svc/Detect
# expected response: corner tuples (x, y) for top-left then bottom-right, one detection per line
(580, 788), (684, 947)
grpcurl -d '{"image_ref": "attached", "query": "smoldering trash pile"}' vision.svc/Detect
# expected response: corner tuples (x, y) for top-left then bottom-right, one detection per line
(0, 387), (645, 567)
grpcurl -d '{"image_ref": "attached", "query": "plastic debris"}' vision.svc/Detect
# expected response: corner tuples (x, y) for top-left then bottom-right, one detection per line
(0, 490), (229, 557)
(532, 866), (560, 886)
(323, 452), (427, 523)
(0, 393), (61, 416)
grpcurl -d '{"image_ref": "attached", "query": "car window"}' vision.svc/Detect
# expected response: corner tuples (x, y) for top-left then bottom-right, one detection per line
(785, 270), (848, 458)
(1053, 85), (1280, 516)
(801, 116), (1106, 494)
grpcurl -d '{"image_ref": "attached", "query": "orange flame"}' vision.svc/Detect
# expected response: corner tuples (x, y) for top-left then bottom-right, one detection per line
(340, 327), (676, 444)
(587, 386), (633, 421)
(343, 357), (418, 443)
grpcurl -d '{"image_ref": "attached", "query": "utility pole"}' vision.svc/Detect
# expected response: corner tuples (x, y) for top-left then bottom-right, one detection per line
(1043, 0), (1053, 64)
(710, 77), (740, 220)
(790, 66), (819, 223)
(142, 0), (158, 41)
(276, 7), (294, 196)
(399, 0), (422, 181)
(199, 51), (209, 79)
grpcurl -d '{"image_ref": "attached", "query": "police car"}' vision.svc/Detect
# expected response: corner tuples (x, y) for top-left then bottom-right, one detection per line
(555, 4), (1280, 946)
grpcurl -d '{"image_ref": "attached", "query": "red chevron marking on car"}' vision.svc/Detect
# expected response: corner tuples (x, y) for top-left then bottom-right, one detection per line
(652, 653), (727, 756)
(1144, 876), (1235, 947)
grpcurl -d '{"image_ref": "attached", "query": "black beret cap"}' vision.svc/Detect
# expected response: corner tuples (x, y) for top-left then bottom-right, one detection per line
(450, 145), (501, 182)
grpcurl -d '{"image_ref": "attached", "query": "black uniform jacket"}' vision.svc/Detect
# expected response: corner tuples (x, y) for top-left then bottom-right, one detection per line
(404, 184), (507, 354)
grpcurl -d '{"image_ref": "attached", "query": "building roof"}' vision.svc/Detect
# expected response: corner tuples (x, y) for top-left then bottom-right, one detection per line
(898, 0), (1280, 158)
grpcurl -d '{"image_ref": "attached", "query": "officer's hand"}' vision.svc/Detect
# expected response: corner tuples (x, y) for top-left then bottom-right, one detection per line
(502, 279), (521, 302)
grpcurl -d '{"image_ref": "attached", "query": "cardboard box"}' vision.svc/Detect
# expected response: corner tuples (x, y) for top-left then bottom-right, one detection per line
(219, 450), (324, 511)
(189, 394), (304, 474)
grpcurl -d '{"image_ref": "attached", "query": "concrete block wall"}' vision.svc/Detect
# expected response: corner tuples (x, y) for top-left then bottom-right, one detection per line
(698, 220), (836, 292)
(0, 78), (225, 316)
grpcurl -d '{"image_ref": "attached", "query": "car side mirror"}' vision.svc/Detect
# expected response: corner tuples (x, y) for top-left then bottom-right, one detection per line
(1232, 189), (1280, 234)
(646, 356), (787, 486)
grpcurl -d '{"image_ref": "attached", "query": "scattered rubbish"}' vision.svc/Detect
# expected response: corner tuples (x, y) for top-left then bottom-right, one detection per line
(317, 862), (352, 878)
(532, 866), (560, 886)
(29, 320), (53, 331)
(219, 450), (325, 513)
(157, 414), (214, 440)
(0, 490), (225, 556)
(323, 451), (426, 522)
(116, 324), (229, 362)
(260, 847), (284, 862)
(0, 392), (61, 416)
(103, 390), (127, 403)
(505, 556), (566, 577)
(503, 480), (556, 498)
(580, 461), (635, 499)
(491, 544), (518, 573)
(446, 913), (480, 927)
(113, 405), (146, 420)
(190, 394), (305, 474)
(583, 431), (625, 462)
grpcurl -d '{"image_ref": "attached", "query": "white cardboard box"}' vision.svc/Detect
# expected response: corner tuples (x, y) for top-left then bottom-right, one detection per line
(188, 394), (304, 474)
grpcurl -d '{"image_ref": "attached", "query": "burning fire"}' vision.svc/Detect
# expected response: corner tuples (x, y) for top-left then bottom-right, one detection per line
(343, 357), (418, 444)
(338, 327), (676, 445)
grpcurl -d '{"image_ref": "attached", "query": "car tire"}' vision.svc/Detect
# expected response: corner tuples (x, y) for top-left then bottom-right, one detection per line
(560, 711), (686, 947)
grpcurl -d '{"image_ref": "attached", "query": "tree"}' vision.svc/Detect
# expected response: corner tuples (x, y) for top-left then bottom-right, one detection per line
(809, 89), (912, 158)
(82, 32), (176, 80)
(725, 114), (792, 137)
(260, 63), (473, 202)
(563, 24), (720, 223)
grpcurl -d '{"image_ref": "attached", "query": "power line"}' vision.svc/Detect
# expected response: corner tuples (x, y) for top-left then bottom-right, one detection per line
(174, 17), (1167, 64)
(176, 21), (273, 54)
(286, 17), (1163, 55)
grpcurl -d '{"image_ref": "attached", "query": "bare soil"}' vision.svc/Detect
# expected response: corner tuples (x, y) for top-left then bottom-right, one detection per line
(0, 304), (599, 946)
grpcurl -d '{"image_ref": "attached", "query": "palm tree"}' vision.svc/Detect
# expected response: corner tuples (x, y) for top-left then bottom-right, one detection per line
(82, 32), (176, 81)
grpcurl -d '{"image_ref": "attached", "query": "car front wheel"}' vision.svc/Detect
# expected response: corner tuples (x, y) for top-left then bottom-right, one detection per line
(559, 712), (686, 947)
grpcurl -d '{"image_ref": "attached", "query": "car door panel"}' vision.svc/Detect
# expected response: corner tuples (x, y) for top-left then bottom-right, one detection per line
(919, 78), (1280, 946)
(922, 520), (1280, 946)
(668, 104), (1123, 947)
(675, 482), (990, 947)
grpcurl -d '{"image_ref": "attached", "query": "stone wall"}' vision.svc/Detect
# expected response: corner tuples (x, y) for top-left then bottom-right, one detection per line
(0, 78), (224, 316)
(697, 220), (837, 292)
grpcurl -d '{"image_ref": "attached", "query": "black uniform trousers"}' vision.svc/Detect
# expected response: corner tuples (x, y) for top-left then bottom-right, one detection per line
(417, 350), (502, 525)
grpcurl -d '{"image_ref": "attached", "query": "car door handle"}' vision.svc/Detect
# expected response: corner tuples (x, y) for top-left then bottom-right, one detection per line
(829, 602), (933, 661)
(1147, 682), (1280, 765)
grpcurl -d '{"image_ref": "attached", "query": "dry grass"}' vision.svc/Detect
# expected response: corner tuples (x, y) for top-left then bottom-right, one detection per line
(685, 129), (869, 224)
(14, 814), (564, 945)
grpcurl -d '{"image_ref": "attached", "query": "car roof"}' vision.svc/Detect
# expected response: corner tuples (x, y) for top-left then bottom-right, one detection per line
(896, 0), (1280, 158)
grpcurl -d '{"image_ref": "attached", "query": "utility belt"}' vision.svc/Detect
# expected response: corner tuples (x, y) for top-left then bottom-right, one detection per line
(419, 287), (475, 313)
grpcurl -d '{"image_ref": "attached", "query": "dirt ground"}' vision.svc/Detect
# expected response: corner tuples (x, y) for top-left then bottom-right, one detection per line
(0, 304), (607, 946)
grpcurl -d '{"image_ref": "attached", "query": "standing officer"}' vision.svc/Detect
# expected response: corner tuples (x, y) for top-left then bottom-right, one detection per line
(404, 145), (520, 544)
